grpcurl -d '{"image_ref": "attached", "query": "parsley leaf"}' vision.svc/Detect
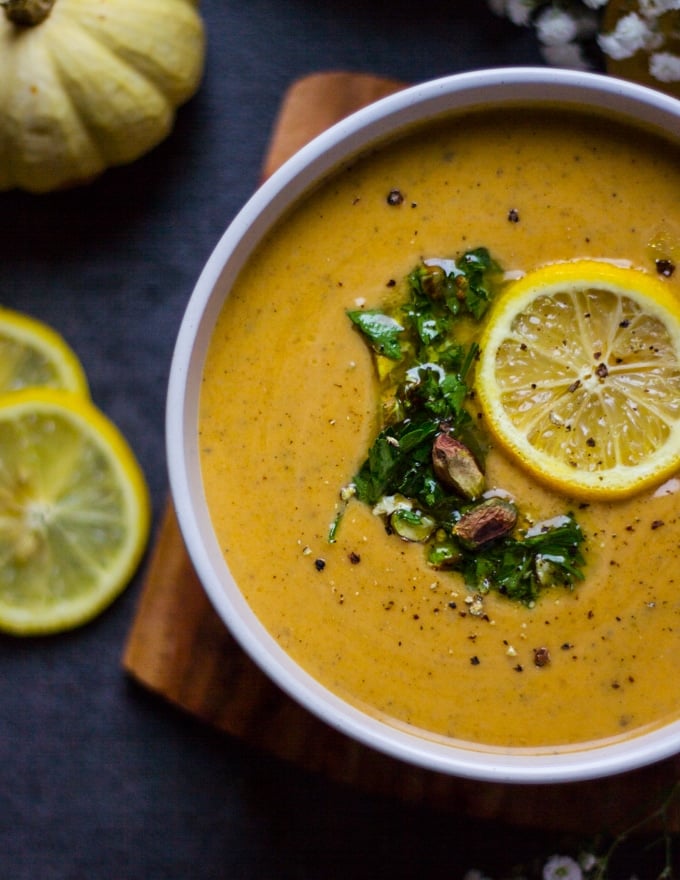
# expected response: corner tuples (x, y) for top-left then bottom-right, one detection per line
(353, 417), (439, 506)
(347, 309), (404, 359)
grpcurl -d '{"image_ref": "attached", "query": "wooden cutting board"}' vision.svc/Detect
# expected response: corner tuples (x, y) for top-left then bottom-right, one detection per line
(123, 71), (680, 834)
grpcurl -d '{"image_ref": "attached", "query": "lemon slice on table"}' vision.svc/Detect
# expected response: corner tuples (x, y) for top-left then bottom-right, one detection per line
(0, 306), (89, 396)
(477, 260), (680, 500)
(0, 389), (150, 635)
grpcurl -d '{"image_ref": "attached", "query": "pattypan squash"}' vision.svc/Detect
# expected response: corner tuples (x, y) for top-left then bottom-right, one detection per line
(0, 0), (205, 193)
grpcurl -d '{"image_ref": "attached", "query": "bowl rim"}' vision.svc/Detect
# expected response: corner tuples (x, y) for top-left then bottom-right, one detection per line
(167, 66), (680, 784)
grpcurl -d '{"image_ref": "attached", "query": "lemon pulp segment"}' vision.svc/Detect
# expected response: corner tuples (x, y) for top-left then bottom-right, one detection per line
(0, 389), (150, 634)
(477, 261), (680, 499)
(0, 306), (89, 396)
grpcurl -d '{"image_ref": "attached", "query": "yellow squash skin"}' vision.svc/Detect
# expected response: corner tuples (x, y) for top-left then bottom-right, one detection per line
(0, 0), (205, 193)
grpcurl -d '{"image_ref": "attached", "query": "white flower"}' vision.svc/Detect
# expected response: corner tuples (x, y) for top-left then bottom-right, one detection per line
(506, 0), (535, 26)
(649, 50), (680, 81)
(542, 854), (583, 880)
(535, 6), (579, 45)
(541, 40), (593, 70)
(487, 0), (680, 81)
(639, 0), (680, 17)
(597, 11), (662, 60)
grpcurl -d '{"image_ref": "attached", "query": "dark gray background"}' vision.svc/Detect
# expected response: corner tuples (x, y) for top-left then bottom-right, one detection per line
(0, 2), (619, 877)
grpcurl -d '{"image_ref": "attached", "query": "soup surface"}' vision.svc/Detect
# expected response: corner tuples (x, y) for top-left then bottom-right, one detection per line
(199, 107), (680, 751)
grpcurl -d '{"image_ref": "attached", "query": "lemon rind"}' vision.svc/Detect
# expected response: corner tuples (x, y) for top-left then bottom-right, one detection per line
(0, 306), (90, 397)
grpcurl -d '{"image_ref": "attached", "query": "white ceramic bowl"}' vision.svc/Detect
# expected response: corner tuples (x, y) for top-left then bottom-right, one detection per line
(167, 67), (680, 784)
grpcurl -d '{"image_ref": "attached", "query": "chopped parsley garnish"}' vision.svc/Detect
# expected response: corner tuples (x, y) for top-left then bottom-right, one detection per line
(456, 515), (585, 606)
(336, 247), (586, 607)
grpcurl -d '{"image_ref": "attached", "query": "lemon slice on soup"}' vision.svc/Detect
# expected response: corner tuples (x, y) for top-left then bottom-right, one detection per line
(477, 260), (680, 499)
(0, 389), (150, 635)
(0, 306), (89, 396)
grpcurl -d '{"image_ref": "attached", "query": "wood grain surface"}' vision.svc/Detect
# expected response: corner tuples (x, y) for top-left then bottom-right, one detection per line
(123, 71), (680, 834)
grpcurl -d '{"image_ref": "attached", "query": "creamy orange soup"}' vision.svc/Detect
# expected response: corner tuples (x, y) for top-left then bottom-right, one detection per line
(199, 107), (680, 751)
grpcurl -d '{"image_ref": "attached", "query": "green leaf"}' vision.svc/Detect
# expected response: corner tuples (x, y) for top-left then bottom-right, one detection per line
(347, 309), (404, 359)
(455, 247), (502, 320)
(353, 417), (439, 505)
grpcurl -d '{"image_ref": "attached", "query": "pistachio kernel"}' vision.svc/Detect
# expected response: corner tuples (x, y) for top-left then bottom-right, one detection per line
(453, 497), (518, 549)
(432, 433), (485, 500)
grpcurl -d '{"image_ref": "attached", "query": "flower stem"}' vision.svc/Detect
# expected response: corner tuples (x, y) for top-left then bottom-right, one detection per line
(0, 0), (56, 26)
(591, 780), (680, 879)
